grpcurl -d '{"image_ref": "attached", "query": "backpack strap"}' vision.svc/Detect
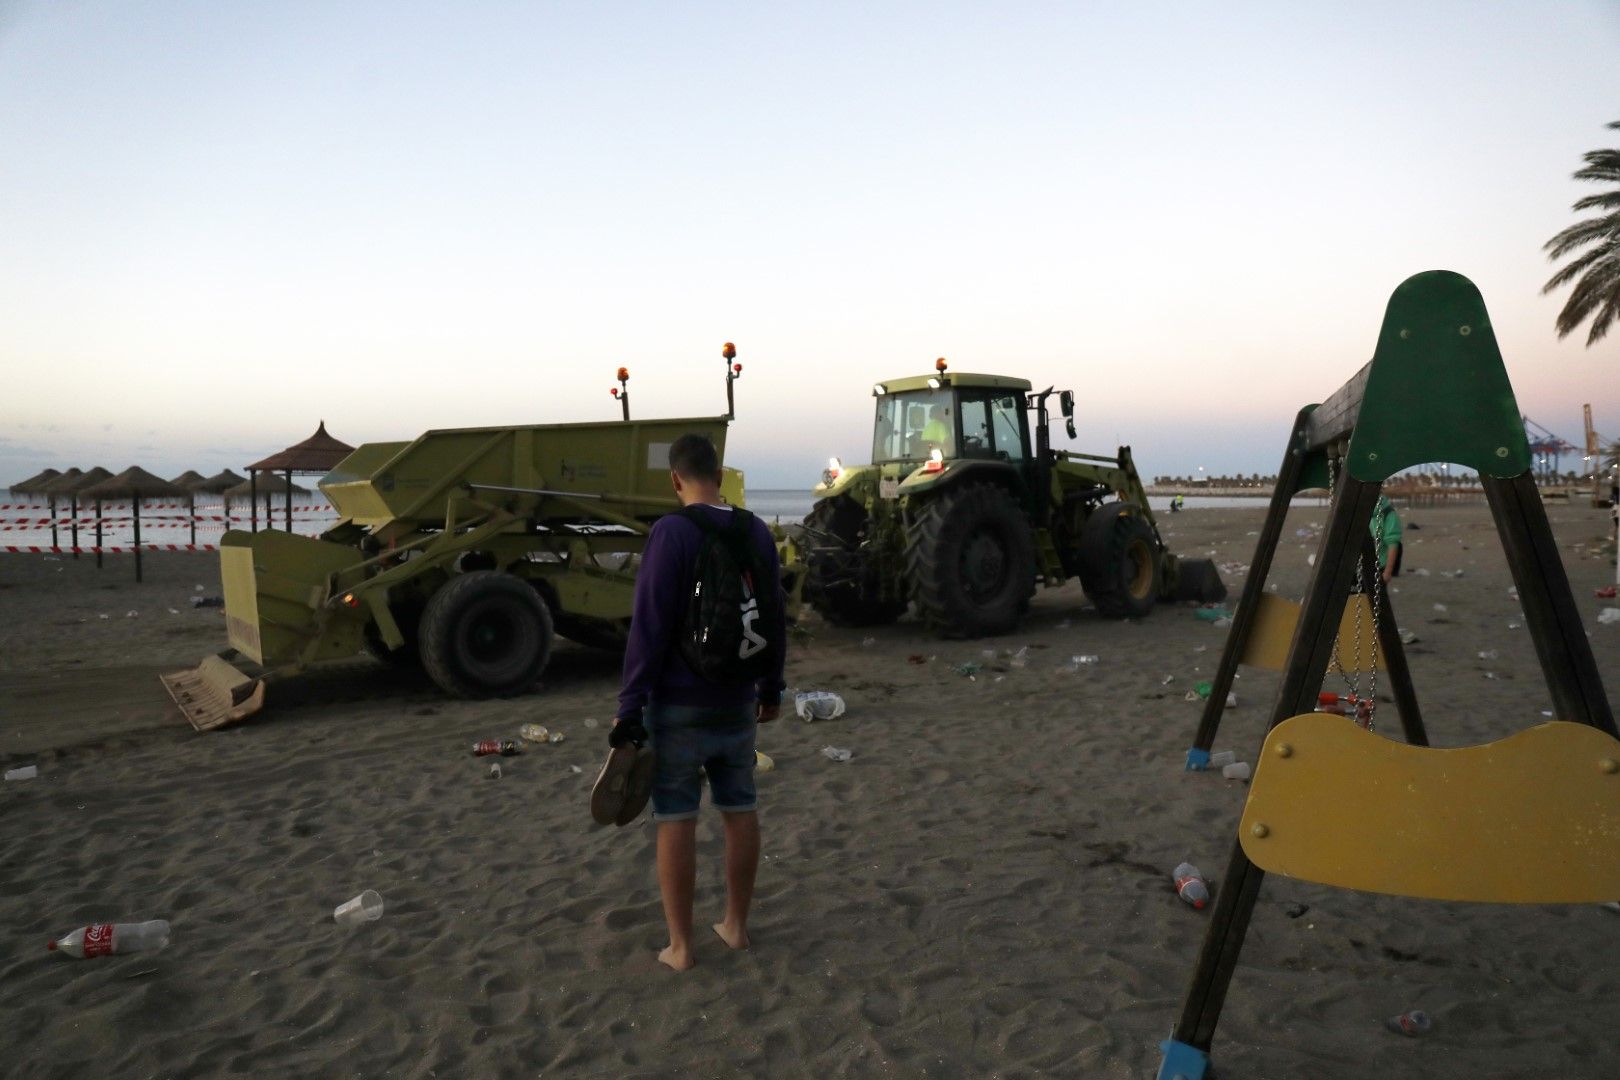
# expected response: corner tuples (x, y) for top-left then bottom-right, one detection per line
(679, 505), (760, 597)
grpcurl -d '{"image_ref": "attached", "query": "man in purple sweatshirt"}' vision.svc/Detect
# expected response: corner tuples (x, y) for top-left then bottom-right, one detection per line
(612, 433), (786, 971)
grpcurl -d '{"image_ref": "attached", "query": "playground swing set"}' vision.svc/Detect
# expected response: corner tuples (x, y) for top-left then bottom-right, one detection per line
(1157, 270), (1620, 1080)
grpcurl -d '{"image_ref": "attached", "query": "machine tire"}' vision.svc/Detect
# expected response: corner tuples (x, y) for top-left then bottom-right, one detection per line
(905, 482), (1036, 637)
(1077, 501), (1161, 618)
(362, 601), (424, 668)
(803, 497), (907, 627)
(419, 571), (554, 697)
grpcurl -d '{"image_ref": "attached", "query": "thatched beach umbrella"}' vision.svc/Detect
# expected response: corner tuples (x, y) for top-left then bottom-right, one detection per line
(8, 467), (61, 496)
(41, 468), (111, 557)
(225, 473), (309, 533)
(247, 421), (353, 531)
(37, 468), (81, 549)
(192, 469), (247, 530)
(167, 471), (209, 543)
(82, 467), (189, 582)
(192, 469), (246, 494)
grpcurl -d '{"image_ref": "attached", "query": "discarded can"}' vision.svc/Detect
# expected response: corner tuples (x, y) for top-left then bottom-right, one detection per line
(472, 739), (522, 757)
(1384, 1009), (1432, 1036)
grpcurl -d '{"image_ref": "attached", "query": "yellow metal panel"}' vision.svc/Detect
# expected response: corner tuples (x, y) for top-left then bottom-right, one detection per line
(1239, 593), (1377, 674)
(1239, 715), (1620, 903)
(220, 535), (262, 662)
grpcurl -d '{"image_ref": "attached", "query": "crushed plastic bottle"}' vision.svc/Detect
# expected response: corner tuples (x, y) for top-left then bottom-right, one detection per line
(795, 691), (846, 722)
(820, 746), (852, 762)
(519, 723), (549, 744)
(5, 765), (38, 781)
(1384, 1009), (1432, 1036)
(49, 920), (170, 958)
(1208, 750), (1236, 769)
(1173, 863), (1210, 909)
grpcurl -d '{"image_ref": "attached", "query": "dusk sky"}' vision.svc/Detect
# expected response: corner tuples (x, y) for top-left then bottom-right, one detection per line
(2, 2), (1616, 489)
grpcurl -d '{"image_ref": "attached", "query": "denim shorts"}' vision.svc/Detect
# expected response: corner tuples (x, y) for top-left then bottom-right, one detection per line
(647, 701), (757, 822)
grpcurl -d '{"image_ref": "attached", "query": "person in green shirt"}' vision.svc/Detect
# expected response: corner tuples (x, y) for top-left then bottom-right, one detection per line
(1372, 495), (1402, 583)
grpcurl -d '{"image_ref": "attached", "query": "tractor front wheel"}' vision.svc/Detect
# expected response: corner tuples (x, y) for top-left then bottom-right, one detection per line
(420, 571), (554, 697)
(905, 482), (1035, 637)
(1077, 501), (1161, 618)
(803, 497), (908, 627)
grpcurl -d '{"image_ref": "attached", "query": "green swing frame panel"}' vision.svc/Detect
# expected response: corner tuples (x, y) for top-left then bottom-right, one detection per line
(1157, 270), (1619, 1080)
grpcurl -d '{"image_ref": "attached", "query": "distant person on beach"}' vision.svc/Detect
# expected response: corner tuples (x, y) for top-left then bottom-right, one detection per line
(1373, 495), (1402, 583)
(1171, 494), (1185, 513)
(612, 433), (786, 972)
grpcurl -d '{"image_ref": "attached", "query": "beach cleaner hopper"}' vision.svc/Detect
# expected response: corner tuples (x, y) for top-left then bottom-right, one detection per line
(162, 345), (802, 730)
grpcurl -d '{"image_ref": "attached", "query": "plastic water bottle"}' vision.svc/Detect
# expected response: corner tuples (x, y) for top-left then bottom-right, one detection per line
(1173, 863), (1210, 909)
(472, 739), (522, 757)
(48, 920), (170, 958)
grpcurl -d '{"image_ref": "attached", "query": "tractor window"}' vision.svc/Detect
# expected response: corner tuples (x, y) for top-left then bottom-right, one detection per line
(957, 396), (992, 458)
(872, 389), (955, 462)
(990, 393), (1026, 460)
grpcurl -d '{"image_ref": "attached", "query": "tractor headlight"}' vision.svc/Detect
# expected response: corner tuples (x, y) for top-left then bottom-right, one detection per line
(872, 383), (887, 396)
(923, 448), (945, 473)
(927, 377), (941, 390)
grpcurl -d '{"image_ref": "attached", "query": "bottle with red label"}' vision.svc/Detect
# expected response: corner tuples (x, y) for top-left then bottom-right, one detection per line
(48, 920), (170, 958)
(471, 739), (522, 757)
(1172, 863), (1210, 909)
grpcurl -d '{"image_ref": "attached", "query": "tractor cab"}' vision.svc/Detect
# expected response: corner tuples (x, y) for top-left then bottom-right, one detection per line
(870, 365), (1034, 468)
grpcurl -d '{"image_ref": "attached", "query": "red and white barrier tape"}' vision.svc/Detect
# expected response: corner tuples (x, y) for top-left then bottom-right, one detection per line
(2, 544), (219, 554)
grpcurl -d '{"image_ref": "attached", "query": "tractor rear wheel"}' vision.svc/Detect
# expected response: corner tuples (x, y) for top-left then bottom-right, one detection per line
(1077, 501), (1161, 618)
(420, 571), (554, 697)
(905, 482), (1035, 637)
(803, 497), (907, 627)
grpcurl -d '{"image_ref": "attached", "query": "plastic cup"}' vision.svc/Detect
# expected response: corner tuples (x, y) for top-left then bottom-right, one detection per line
(333, 890), (384, 926)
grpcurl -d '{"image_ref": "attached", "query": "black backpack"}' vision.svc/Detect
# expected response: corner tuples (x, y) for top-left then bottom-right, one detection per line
(676, 506), (779, 685)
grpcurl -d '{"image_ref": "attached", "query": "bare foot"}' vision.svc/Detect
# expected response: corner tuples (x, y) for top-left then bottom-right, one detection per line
(658, 944), (695, 971)
(711, 921), (750, 950)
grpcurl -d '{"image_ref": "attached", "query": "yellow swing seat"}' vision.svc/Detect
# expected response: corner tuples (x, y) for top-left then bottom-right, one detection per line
(1239, 715), (1620, 903)
(1239, 593), (1378, 674)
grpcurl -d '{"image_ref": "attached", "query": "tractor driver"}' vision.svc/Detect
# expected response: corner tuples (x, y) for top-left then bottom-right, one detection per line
(920, 408), (954, 457)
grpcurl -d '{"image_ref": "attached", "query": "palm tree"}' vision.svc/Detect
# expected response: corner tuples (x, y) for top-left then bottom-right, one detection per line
(1543, 120), (1620, 346)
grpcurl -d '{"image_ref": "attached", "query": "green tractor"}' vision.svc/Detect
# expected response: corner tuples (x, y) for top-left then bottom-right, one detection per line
(802, 359), (1223, 636)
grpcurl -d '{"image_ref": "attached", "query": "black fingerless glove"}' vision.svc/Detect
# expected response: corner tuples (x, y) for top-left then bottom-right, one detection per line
(609, 717), (648, 749)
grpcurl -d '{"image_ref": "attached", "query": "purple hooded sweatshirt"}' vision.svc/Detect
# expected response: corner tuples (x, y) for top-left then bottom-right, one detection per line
(616, 503), (787, 723)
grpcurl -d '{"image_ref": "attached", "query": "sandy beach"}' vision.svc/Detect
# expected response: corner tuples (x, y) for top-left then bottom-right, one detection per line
(2, 501), (1618, 1079)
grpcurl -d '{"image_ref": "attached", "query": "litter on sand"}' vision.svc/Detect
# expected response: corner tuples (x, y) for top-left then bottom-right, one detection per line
(755, 750), (775, 772)
(820, 746), (852, 763)
(795, 691), (847, 722)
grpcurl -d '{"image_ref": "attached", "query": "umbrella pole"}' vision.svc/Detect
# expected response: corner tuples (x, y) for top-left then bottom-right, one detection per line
(251, 470), (258, 533)
(50, 494), (58, 550)
(96, 499), (103, 569)
(284, 468), (292, 531)
(189, 493), (196, 547)
(71, 494), (79, 559)
(134, 499), (143, 583)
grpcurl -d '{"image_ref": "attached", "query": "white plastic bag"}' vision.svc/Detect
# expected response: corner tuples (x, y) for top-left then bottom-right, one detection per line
(795, 691), (846, 722)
